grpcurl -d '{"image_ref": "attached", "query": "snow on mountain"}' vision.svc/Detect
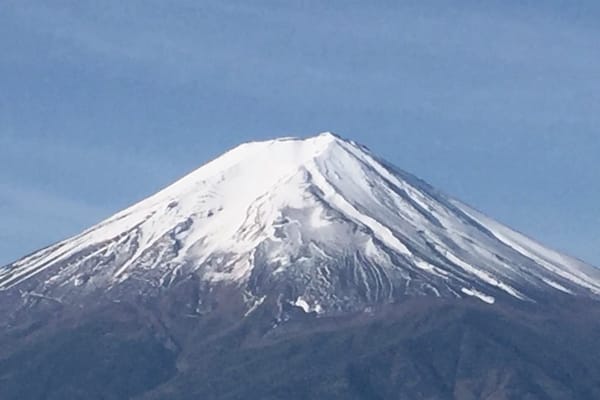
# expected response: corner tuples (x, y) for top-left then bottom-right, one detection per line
(1, 132), (599, 315)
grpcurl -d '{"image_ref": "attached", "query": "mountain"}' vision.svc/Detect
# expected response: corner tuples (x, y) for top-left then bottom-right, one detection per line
(1, 132), (599, 400)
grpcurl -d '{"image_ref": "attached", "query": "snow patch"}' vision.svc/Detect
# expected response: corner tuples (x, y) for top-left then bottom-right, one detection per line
(293, 296), (323, 314)
(461, 287), (495, 304)
(541, 278), (573, 294)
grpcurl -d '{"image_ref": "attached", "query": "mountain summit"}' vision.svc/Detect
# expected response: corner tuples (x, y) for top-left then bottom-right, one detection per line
(1, 133), (599, 318)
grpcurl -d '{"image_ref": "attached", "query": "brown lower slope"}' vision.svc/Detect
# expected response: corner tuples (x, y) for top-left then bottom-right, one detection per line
(1, 296), (599, 400)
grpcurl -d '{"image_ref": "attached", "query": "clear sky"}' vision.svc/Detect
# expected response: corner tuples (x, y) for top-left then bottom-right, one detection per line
(1, 1), (599, 267)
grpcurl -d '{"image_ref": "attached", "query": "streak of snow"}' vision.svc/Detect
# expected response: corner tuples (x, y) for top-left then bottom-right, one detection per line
(461, 287), (495, 304)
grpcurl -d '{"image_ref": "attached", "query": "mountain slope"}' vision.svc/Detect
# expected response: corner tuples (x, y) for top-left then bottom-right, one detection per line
(1, 132), (599, 320)
(2, 298), (600, 400)
(1, 132), (600, 400)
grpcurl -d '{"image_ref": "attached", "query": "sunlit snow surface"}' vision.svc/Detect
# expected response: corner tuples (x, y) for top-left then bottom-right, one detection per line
(1, 133), (599, 312)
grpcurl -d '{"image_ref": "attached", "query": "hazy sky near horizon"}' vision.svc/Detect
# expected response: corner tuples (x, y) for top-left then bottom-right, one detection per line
(1, 1), (599, 266)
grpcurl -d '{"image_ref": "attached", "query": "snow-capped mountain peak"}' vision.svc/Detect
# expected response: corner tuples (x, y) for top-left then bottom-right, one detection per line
(1, 133), (599, 316)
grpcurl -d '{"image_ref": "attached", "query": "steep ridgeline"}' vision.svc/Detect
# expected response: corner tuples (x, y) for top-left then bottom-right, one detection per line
(1, 133), (599, 318)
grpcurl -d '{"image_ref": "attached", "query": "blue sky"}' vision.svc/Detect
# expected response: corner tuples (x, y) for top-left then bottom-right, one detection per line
(1, 1), (599, 266)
